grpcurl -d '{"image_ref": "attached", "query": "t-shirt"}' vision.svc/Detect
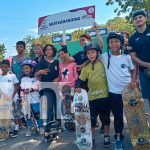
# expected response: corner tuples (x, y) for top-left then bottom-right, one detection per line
(59, 62), (78, 87)
(36, 58), (59, 82)
(11, 55), (31, 82)
(129, 25), (150, 72)
(79, 61), (108, 100)
(100, 53), (134, 94)
(20, 77), (40, 104)
(0, 73), (19, 101)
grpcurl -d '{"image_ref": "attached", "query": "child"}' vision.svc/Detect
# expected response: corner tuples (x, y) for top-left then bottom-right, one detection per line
(12, 41), (30, 82)
(58, 43), (78, 87)
(0, 60), (22, 138)
(21, 60), (44, 136)
(75, 43), (111, 147)
(100, 32), (136, 149)
(35, 44), (59, 123)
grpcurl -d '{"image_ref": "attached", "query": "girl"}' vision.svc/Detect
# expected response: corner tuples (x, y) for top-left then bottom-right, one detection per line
(21, 60), (44, 136)
(58, 43), (78, 87)
(35, 44), (59, 123)
(100, 32), (136, 150)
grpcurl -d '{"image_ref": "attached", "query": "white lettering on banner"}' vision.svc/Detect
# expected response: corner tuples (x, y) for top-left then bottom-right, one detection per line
(38, 5), (95, 35)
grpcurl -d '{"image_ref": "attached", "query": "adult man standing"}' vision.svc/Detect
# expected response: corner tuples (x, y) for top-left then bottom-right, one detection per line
(129, 10), (150, 113)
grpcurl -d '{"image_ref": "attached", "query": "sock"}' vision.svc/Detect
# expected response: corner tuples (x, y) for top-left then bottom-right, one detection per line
(15, 125), (19, 131)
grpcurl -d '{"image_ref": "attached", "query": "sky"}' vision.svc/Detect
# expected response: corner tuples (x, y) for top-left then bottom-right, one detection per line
(0, 0), (119, 57)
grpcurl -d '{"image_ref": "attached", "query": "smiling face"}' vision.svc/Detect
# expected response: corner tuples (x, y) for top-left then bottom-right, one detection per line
(45, 46), (54, 57)
(23, 65), (33, 75)
(108, 38), (121, 54)
(35, 45), (43, 57)
(0, 64), (9, 75)
(133, 15), (147, 28)
(86, 49), (97, 62)
(79, 37), (90, 47)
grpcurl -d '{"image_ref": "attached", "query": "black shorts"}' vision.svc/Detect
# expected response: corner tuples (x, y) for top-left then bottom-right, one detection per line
(89, 98), (110, 128)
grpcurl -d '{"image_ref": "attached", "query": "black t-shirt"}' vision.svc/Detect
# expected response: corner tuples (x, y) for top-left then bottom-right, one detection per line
(73, 51), (88, 66)
(35, 55), (44, 64)
(129, 25), (150, 72)
(36, 58), (59, 82)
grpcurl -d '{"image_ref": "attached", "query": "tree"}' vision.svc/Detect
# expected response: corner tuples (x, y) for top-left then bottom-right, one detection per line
(106, 0), (150, 20)
(0, 44), (6, 61)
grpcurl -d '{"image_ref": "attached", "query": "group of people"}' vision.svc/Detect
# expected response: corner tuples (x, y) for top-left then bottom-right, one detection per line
(0, 9), (150, 150)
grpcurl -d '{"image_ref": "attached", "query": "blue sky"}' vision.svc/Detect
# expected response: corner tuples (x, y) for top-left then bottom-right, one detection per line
(0, 0), (119, 57)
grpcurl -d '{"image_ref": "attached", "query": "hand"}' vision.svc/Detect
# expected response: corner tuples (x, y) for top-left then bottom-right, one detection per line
(39, 68), (50, 75)
(76, 65), (82, 71)
(61, 41), (66, 46)
(146, 63), (150, 70)
(128, 80), (138, 89)
(93, 22), (99, 30)
(75, 88), (81, 93)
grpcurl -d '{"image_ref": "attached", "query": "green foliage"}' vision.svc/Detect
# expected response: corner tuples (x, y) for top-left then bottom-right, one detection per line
(106, 0), (150, 21)
(0, 44), (6, 61)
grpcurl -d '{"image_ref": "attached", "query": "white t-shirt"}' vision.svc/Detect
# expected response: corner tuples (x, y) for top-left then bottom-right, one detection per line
(100, 53), (134, 94)
(20, 77), (40, 104)
(0, 73), (19, 101)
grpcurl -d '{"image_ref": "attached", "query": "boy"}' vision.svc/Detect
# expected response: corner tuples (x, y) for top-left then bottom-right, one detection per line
(0, 60), (22, 138)
(75, 43), (111, 147)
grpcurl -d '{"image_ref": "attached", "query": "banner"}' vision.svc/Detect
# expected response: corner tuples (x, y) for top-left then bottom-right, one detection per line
(87, 28), (108, 37)
(52, 34), (72, 43)
(38, 5), (95, 35)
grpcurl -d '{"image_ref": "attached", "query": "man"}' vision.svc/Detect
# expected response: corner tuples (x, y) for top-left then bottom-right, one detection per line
(129, 10), (150, 113)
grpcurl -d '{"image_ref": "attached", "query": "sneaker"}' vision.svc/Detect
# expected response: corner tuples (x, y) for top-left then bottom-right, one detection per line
(39, 127), (44, 135)
(103, 135), (111, 147)
(92, 139), (96, 146)
(10, 130), (19, 138)
(0, 138), (6, 142)
(100, 125), (104, 133)
(115, 135), (123, 150)
(25, 128), (32, 137)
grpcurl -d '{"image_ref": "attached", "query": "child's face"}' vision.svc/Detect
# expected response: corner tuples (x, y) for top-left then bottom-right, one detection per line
(45, 46), (54, 57)
(109, 38), (121, 53)
(58, 51), (67, 61)
(23, 65), (33, 75)
(0, 64), (9, 74)
(35, 45), (43, 57)
(87, 49), (97, 62)
(16, 44), (25, 54)
(80, 37), (89, 47)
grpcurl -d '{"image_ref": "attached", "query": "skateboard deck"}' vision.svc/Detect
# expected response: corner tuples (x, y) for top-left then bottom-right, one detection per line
(0, 91), (11, 140)
(61, 85), (75, 131)
(73, 89), (92, 150)
(40, 95), (47, 122)
(122, 86), (150, 150)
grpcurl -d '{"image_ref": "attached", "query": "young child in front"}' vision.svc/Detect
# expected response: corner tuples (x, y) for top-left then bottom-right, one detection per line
(100, 32), (136, 150)
(75, 43), (111, 147)
(20, 60), (44, 136)
(0, 60), (21, 139)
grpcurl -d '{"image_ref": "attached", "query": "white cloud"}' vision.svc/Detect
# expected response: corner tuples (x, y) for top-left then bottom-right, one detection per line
(28, 28), (38, 33)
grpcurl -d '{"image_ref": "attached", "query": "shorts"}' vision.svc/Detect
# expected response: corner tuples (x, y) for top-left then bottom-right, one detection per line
(139, 71), (150, 100)
(12, 99), (24, 119)
(89, 98), (110, 128)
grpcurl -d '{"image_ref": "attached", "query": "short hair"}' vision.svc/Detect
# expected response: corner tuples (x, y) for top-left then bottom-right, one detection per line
(1, 59), (10, 67)
(79, 34), (92, 42)
(16, 41), (26, 48)
(43, 44), (57, 58)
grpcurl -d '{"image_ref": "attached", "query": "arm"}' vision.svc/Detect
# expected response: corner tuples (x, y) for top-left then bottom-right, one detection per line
(93, 22), (104, 49)
(130, 52), (150, 69)
(12, 83), (19, 99)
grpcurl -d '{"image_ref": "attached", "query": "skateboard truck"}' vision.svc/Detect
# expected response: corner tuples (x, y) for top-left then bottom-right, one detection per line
(128, 98), (138, 106)
(137, 137), (149, 145)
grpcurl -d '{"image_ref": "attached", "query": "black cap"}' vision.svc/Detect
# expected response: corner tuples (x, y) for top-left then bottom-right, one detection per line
(132, 10), (146, 19)
(59, 45), (68, 53)
(84, 42), (101, 53)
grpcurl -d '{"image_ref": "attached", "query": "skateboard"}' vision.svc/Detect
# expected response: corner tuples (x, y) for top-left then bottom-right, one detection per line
(61, 85), (75, 131)
(0, 91), (12, 141)
(44, 120), (61, 143)
(122, 86), (150, 150)
(73, 89), (92, 150)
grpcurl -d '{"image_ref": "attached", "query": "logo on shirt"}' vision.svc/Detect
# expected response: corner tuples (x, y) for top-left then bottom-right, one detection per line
(121, 64), (126, 69)
(80, 54), (86, 59)
(8, 80), (12, 82)
(135, 37), (140, 41)
(147, 33), (150, 36)
(62, 68), (70, 79)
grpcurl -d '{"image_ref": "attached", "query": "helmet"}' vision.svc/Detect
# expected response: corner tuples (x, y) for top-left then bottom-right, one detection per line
(22, 60), (37, 68)
(84, 42), (101, 53)
(132, 10), (146, 19)
(107, 32), (124, 46)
